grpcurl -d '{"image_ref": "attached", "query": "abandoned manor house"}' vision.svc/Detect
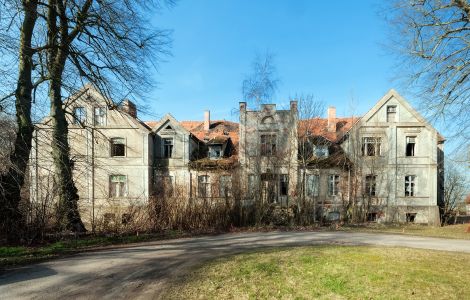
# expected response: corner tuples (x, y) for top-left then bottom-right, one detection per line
(30, 86), (445, 226)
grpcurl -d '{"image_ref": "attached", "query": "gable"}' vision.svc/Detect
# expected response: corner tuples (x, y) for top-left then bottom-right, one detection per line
(153, 113), (191, 136)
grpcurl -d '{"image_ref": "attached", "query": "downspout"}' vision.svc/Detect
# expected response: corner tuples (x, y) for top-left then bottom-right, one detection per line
(91, 127), (95, 233)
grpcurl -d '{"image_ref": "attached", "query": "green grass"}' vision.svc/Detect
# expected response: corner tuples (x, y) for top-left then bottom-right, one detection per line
(340, 223), (470, 240)
(0, 230), (185, 267)
(164, 246), (470, 299)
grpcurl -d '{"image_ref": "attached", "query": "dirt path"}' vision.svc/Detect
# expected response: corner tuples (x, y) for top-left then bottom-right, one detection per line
(2, 231), (470, 299)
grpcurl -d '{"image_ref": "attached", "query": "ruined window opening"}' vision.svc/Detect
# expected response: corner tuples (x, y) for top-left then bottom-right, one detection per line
(361, 137), (381, 156)
(406, 136), (416, 156)
(279, 174), (288, 196)
(328, 175), (340, 196)
(387, 105), (397, 122)
(367, 212), (378, 222)
(156, 175), (173, 198)
(109, 175), (127, 198)
(219, 175), (231, 198)
(306, 174), (319, 197)
(314, 145), (329, 157)
(405, 175), (416, 197)
(111, 138), (125, 157)
(209, 145), (222, 159)
(365, 175), (377, 197)
(163, 138), (173, 158)
(73, 107), (86, 125)
(198, 175), (210, 198)
(94, 107), (106, 126)
(122, 213), (132, 225)
(260, 134), (277, 156)
(165, 125), (173, 130)
(261, 173), (277, 203)
(406, 213), (416, 223)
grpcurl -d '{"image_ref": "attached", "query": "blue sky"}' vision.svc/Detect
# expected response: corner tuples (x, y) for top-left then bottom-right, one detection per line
(145, 0), (396, 122)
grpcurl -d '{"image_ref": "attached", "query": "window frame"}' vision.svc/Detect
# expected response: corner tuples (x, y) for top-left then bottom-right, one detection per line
(306, 174), (320, 197)
(405, 175), (416, 197)
(198, 175), (210, 198)
(162, 137), (174, 158)
(364, 175), (377, 197)
(109, 175), (127, 198)
(260, 134), (277, 156)
(361, 137), (382, 157)
(219, 175), (232, 198)
(386, 105), (397, 122)
(406, 136), (416, 157)
(73, 107), (86, 125)
(93, 106), (106, 126)
(110, 137), (126, 157)
(279, 174), (289, 197)
(328, 174), (340, 196)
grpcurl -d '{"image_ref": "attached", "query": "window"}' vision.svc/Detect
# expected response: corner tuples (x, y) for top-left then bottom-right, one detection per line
(109, 175), (127, 198)
(73, 107), (86, 125)
(261, 172), (277, 203)
(314, 145), (329, 157)
(219, 175), (231, 198)
(406, 213), (416, 223)
(306, 174), (319, 197)
(367, 212), (378, 222)
(156, 176), (173, 198)
(405, 175), (416, 197)
(198, 175), (210, 198)
(260, 134), (276, 156)
(387, 105), (397, 122)
(209, 145), (222, 159)
(328, 175), (340, 196)
(110, 138), (125, 157)
(279, 174), (288, 196)
(365, 175), (377, 197)
(94, 107), (106, 126)
(406, 136), (416, 157)
(361, 137), (381, 156)
(163, 138), (173, 158)
(248, 174), (256, 198)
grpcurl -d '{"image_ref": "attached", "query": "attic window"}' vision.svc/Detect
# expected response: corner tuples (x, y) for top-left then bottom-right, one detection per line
(165, 125), (173, 130)
(387, 105), (397, 122)
(406, 136), (416, 156)
(314, 145), (328, 157)
(209, 145), (223, 159)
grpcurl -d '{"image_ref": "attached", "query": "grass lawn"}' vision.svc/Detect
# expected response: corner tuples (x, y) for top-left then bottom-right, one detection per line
(165, 246), (470, 300)
(340, 223), (470, 240)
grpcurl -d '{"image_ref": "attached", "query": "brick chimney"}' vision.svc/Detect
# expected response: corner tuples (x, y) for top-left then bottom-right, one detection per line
(327, 106), (336, 132)
(204, 110), (210, 131)
(122, 99), (137, 118)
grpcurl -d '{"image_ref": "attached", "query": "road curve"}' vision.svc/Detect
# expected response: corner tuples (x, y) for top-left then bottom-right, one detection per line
(1, 231), (470, 299)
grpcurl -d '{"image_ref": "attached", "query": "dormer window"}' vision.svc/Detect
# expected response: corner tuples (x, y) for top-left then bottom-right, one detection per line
(209, 145), (223, 159)
(387, 105), (397, 122)
(314, 145), (329, 157)
(73, 107), (86, 125)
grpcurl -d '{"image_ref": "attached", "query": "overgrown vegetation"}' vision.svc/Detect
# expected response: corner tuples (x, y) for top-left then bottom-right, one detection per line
(164, 246), (470, 299)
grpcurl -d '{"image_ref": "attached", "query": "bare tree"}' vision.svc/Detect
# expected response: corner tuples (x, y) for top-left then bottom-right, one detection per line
(387, 0), (470, 144)
(441, 160), (468, 225)
(242, 51), (280, 108)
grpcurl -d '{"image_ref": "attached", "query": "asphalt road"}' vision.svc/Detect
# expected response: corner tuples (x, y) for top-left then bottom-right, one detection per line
(1, 231), (470, 299)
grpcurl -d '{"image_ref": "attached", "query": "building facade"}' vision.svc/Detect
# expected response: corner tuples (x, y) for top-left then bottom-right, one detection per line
(30, 87), (444, 226)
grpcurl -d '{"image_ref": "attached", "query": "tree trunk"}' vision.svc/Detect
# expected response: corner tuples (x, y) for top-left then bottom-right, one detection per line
(0, 1), (38, 243)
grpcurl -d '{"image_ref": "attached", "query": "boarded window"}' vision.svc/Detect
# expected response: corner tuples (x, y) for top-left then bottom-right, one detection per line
(361, 137), (381, 156)
(219, 175), (231, 198)
(163, 138), (173, 158)
(405, 175), (416, 197)
(73, 107), (86, 125)
(94, 107), (106, 126)
(198, 175), (210, 198)
(260, 134), (276, 156)
(109, 175), (127, 197)
(365, 175), (377, 197)
(306, 174), (319, 197)
(406, 136), (416, 156)
(111, 138), (125, 157)
(387, 105), (397, 122)
(328, 175), (340, 196)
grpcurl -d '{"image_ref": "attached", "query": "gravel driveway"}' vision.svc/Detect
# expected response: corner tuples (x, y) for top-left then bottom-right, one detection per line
(2, 231), (470, 299)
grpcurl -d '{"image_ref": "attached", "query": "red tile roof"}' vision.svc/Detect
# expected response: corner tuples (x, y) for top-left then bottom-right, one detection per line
(180, 120), (240, 148)
(298, 117), (360, 142)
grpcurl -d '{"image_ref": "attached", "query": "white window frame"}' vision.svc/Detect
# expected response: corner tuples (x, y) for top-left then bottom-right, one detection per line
(405, 175), (416, 197)
(162, 137), (174, 158)
(362, 137), (382, 157)
(73, 107), (86, 125)
(406, 136), (416, 157)
(365, 175), (377, 197)
(386, 105), (397, 122)
(328, 174), (340, 196)
(109, 175), (127, 198)
(110, 137), (126, 157)
(94, 106), (106, 126)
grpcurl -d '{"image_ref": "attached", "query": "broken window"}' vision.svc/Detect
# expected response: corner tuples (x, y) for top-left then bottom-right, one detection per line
(306, 174), (319, 197)
(111, 138), (125, 157)
(406, 213), (416, 223)
(209, 145), (222, 159)
(109, 175), (127, 198)
(365, 175), (377, 197)
(406, 136), (416, 156)
(328, 175), (340, 196)
(405, 175), (416, 197)
(163, 138), (173, 158)
(94, 107), (106, 126)
(361, 137), (381, 156)
(73, 107), (86, 125)
(261, 172), (277, 203)
(314, 145), (329, 157)
(279, 174), (288, 196)
(260, 134), (276, 156)
(219, 175), (231, 198)
(198, 175), (210, 198)
(387, 105), (397, 122)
